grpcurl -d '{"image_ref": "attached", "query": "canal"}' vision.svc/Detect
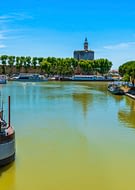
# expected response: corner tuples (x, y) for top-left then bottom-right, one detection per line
(0, 81), (135, 190)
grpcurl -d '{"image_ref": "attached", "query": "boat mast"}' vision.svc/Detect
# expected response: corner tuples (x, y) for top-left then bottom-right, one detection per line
(8, 96), (10, 128)
(0, 94), (3, 133)
(0, 100), (3, 132)
(1, 100), (3, 119)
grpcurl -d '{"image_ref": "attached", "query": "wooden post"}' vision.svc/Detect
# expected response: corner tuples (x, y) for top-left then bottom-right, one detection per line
(8, 96), (10, 128)
(0, 117), (1, 132)
(0, 101), (3, 133)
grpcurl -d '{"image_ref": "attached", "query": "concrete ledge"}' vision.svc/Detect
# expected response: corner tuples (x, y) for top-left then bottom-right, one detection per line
(125, 93), (135, 100)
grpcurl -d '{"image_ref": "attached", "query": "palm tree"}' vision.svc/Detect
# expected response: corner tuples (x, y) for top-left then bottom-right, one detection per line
(25, 56), (31, 72)
(8, 56), (15, 75)
(15, 56), (21, 73)
(0, 55), (8, 74)
(20, 56), (26, 72)
(41, 59), (51, 76)
(32, 57), (38, 70)
(38, 57), (44, 73)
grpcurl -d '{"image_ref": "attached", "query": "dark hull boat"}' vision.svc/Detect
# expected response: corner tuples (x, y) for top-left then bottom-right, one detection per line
(10, 73), (48, 82)
(108, 84), (125, 95)
(0, 96), (15, 167)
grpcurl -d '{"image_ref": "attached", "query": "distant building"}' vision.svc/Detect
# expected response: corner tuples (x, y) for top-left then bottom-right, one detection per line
(73, 38), (94, 60)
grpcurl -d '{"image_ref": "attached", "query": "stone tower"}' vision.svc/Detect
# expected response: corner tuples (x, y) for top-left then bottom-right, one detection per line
(84, 37), (88, 51)
(73, 38), (94, 60)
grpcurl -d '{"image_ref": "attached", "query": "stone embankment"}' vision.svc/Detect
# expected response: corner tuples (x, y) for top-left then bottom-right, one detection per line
(120, 86), (135, 100)
(125, 93), (135, 100)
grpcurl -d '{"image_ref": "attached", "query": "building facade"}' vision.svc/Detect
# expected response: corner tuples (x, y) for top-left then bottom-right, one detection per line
(73, 38), (94, 60)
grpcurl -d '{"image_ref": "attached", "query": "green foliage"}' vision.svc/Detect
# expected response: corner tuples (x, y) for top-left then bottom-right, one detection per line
(0, 55), (112, 76)
(0, 55), (8, 65)
(32, 57), (38, 69)
(8, 56), (15, 67)
(123, 73), (130, 82)
(96, 58), (112, 75)
(119, 61), (135, 84)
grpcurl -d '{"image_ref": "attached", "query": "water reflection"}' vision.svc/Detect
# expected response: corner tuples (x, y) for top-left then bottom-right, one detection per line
(15, 125), (91, 190)
(118, 97), (135, 128)
(71, 82), (108, 117)
(72, 93), (93, 116)
(1, 81), (135, 190)
(0, 163), (15, 190)
(108, 93), (124, 102)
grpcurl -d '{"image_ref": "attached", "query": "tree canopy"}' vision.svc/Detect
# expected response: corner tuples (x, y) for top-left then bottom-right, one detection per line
(119, 61), (135, 83)
(0, 55), (112, 76)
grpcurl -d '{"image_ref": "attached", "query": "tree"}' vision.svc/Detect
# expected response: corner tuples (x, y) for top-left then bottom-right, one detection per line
(26, 56), (31, 71)
(0, 54), (112, 76)
(8, 56), (15, 75)
(15, 56), (21, 73)
(32, 57), (38, 69)
(119, 61), (135, 85)
(97, 58), (112, 75)
(40, 59), (51, 76)
(0, 55), (8, 74)
(20, 56), (25, 72)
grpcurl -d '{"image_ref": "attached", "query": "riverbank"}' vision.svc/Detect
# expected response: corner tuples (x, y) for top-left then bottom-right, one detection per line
(126, 93), (135, 100)
(119, 86), (135, 100)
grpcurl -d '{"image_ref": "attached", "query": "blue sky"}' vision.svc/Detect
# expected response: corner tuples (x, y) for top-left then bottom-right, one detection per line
(0, 0), (135, 69)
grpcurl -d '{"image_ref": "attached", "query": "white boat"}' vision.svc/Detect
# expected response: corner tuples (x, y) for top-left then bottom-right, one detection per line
(10, 73), (48, 82)
(71, 75), (105, 81)
(108, 83), (125, 95)
(0, 75), (7, 84)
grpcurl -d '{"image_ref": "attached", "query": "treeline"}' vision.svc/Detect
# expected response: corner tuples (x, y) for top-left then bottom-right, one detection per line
(119, 61), (135, 84)
(0, 55), (112, 76)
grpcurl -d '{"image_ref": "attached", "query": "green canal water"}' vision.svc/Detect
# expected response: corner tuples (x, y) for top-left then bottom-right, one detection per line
(0, 81), (135, 190)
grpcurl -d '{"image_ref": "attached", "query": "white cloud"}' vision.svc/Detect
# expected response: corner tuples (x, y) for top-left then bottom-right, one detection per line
(0, 15), (12, 20)
(0, 30), (25, 40)
(0, 44), (6, 48)
(104, 42), (135, 50)
(11, 13), (33, 20)
(0, 12), (33, 23)
(0, 33), (7, 40)
(0, 15), (14, 23)
(0, 12), (33, 47)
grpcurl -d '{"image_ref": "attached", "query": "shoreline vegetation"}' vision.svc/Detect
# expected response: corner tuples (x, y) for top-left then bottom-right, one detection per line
(0, 55), (112, 76)
(0, 55), (135, 96)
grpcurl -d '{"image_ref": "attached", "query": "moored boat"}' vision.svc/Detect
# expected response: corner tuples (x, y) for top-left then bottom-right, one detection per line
(0, 96), (15, 167)
(71, 75), (114, 81)
(0, 75), (7, 84)
(10, 73), (48, 82)
(108, 84), (125, 95)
